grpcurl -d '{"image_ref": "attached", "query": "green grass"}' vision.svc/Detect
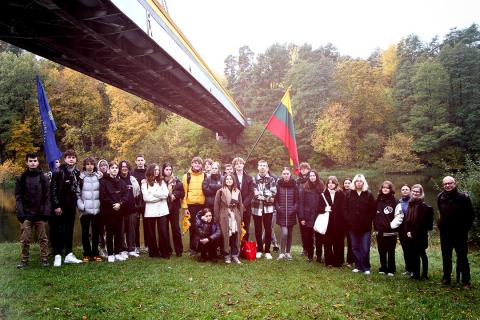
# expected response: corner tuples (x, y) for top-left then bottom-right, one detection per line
(0, 243), (479, 320)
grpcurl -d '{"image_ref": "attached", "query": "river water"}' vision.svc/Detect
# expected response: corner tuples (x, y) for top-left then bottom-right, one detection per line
(0, 172), (440, 244)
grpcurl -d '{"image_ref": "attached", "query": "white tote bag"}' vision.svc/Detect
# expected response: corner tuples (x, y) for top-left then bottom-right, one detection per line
(313, 194), (331, 235)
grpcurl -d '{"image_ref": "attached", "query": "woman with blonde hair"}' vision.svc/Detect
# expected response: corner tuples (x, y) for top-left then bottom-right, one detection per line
(214, 173), (243, 264)
(345, 174), (376, 274)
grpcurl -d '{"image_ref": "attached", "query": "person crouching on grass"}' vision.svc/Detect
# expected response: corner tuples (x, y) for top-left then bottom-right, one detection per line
(15, 153), (51, 269)
(214, 173), (243, 264)
(193, 208), (221, 262)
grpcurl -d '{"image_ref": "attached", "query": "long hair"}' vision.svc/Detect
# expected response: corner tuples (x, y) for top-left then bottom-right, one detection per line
(350, 174), (369, 191)
(378, 180), (395, 196)
(304, 170), (325, 193)
(222, 173), (238, 190)
(145, 163), (162, 186)
(326, 175), (340, 191)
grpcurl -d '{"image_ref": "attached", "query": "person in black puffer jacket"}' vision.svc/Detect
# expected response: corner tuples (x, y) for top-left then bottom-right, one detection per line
(100, 161), (129, 262)
(374, 181), (403, 275)
(298, 170), (325, 262)
(275, 167), (299, 260)
(193, 208), (221, 261)
(345, 174), (376, 274)
(404, 184), (433, 280)
(202, 162), (222, 213)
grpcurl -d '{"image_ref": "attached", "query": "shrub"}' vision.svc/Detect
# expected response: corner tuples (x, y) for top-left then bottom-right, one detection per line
(0, 160), (23, 185)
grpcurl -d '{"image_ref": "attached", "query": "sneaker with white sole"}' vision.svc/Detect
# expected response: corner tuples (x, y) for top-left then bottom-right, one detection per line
(277, 253), (286, 260)
(232, 256), (242, 264)
(285, 253), (293, 261)
(115, 254), (126, 261)
(387, 273), (394, 277)
(107, 255), (115, 263)
(256, 252), (263, 259)
(53, 254), (62, 267)
(64, 253), (82, 264)
(224, 256), (231, 264)
(352, 268), (360, 273)
(128, 251), (140, 258)
(265, 253), (273, 260)
(364, 270), (371, 275)
(121, 251), (129, 260)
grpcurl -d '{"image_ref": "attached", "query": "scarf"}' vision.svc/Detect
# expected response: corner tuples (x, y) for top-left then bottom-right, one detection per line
(164, 175), (174, 195)
(222, 186), (240, 236)
(407, 197), (422, 225)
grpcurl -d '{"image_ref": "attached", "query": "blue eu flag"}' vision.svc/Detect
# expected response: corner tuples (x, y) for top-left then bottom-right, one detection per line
(36, 75), (62, 171)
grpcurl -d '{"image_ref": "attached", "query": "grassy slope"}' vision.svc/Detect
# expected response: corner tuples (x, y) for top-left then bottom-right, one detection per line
(0, 243), (479, 320)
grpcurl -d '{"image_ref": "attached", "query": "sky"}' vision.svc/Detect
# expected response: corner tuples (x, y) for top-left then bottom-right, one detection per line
(166, 0), (480, 73)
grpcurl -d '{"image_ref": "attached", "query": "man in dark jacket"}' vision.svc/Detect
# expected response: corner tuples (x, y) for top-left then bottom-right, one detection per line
(233, 157), (254, 241)
(50, 149), (82, 267)
(438, 176), (475, 289)
(15, 153), (51, 268)
(131, 154), (147, 253)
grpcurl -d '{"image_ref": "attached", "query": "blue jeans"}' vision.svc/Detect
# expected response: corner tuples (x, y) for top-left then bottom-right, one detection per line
(349, 231), (371, 271)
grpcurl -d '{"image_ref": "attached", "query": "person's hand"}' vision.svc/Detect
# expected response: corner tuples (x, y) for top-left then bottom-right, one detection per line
(184, 209), (190, 217)
(171, 194), (176, 201)
(113, 203), (121, 211)
(301, 220), (306, 226)
(407, 232), (412, 238)
(200, 238), (209, 244)
(54, 208), (62, 216)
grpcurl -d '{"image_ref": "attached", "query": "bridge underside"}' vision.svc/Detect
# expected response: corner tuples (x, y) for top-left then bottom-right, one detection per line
(0, 0), (245, 136)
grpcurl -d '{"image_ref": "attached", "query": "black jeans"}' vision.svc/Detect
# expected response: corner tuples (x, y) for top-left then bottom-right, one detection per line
(198, 238), (218, 259)
(440, 232), (470, 284)
(104, 213), (123, 256)
(377, 234), (397, 274)
(188, 204), (204, 251)
(253, 213), (272, 253)
(406, 238), (428, 279)
(50, 208), (76, 256)
(145, 216), (170, 257)
(123, 212), (137, 252)
(242, 205), (252, 241)
(135, 206), (145, 248)
(315, 232), (327, 262)
(80, 214), (101, 256)
(399, 230), (411, 272)
(303, 227), (315, 259)
(166, 208), (183, 255)
(224, 232), (239, 256)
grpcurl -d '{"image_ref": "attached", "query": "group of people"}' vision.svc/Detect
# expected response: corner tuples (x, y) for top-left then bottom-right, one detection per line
(15, 151), (474, 288)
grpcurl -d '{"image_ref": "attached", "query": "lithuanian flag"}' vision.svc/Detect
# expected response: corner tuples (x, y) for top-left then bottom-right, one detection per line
(265, 87), (299, 173)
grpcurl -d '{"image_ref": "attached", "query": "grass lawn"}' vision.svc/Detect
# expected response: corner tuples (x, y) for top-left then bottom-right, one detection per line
(0, 242), (479, 320)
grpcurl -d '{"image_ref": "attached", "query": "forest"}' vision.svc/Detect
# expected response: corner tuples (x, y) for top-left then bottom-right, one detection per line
(0, 24), (479, 176)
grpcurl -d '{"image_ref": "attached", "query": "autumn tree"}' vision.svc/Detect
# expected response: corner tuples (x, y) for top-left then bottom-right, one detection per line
(375, 133), (424, 173)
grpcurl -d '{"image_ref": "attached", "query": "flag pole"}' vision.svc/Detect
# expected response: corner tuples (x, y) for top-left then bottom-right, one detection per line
(244, 103), (282, 163)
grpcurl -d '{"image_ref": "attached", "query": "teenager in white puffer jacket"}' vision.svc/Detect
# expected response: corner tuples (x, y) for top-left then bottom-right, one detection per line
(77, 157), (103, 262)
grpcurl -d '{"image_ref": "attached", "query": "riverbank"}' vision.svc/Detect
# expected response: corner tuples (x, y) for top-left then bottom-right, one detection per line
(1, 242), (478, 319)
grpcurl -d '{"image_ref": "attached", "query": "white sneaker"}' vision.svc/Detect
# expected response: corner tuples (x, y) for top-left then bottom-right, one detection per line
(265, 253), (273, 260)
(224, 256), (231, 264)
(256, 252), (263, 259)
(64, 253), (82, 264)
(115, 254), (126, 261)
(135, 247), (140, 255)
(364, 270), (371, 275)
(232, 256), (242, 264)
(107, 255), (115, 263)
(379, 271), (385, 275)
(387, 273), (394, 277)
(128, 251), (140, 258)
(53, 254), (62, 267)
(121, 251), (129, 260)
(285, 253), (293, 261)
(277, 253), (286, 260)
(352, 268), (360, 273)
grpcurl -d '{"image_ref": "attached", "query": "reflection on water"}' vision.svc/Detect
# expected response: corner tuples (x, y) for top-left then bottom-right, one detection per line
(0, 172), (440, 244)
